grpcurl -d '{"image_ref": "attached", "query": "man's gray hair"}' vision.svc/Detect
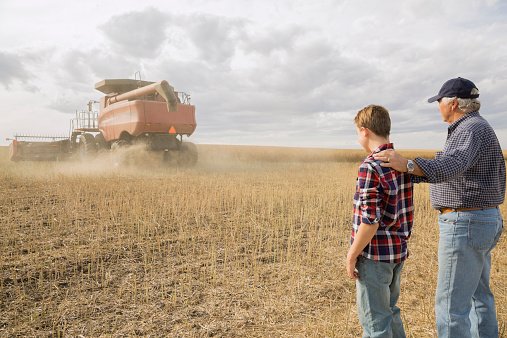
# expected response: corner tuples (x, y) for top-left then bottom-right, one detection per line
(442, 97), (481, 113)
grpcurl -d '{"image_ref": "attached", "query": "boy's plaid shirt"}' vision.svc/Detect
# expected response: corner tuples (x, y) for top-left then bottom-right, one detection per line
(351, 143), (414, 263)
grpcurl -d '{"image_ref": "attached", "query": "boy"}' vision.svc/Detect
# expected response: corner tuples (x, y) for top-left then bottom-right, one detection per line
(346, 105), (414, 338)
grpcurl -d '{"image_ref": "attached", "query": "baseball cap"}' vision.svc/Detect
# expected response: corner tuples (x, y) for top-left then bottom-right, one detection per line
(427, 77), (480, 103)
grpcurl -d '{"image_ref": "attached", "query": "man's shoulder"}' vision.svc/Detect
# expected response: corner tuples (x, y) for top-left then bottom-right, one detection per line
(459, 113), (491, 131)
(452, 114), (497, 144)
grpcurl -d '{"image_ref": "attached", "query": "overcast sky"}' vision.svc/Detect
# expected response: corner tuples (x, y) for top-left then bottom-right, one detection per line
(1, 0), (506, 149)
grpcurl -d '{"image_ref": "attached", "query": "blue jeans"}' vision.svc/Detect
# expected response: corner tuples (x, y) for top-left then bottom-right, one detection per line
(356, 256), (406, 338)
(436, 207), (503, 338)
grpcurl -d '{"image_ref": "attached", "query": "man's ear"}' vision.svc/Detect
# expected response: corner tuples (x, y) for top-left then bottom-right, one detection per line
(450, 98), (458, 111)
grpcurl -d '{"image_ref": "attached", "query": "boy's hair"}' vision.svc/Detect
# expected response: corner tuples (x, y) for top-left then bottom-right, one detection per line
(354, 105), (391, 138)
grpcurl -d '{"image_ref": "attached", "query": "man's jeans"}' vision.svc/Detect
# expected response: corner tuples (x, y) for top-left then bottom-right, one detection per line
(356, 256), (406, 338)
(436, 207), (504, 338)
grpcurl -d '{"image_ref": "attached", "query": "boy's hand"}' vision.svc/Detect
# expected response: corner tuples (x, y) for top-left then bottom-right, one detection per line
(346, 251), (360, 279)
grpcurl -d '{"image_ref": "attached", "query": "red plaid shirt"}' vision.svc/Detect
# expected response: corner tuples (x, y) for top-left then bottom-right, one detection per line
(351, 143), (414, 263)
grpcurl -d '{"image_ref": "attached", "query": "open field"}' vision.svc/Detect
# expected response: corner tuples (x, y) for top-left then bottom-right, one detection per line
(0, 145), (505, 337)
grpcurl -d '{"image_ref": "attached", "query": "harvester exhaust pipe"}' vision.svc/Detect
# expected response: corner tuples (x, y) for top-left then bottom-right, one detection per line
(107, 80), (178, 112)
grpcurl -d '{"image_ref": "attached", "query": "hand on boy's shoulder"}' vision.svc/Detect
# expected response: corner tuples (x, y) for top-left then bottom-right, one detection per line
(373, 150), (408, 173)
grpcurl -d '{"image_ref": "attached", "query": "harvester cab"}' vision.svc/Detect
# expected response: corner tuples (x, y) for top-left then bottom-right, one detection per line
(69, 100), (101, 160)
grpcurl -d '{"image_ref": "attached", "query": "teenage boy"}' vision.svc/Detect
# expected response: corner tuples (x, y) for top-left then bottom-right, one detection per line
(346, 105), (414, 338)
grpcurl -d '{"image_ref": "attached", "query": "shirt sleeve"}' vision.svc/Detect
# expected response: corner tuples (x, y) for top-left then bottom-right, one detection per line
(357, 162), (382, 225)
(413, 129), (481, 183)
(410, 174), (428, 184)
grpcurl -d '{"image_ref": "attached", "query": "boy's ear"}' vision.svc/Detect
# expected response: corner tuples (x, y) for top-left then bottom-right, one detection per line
(359, 127), (370, 137)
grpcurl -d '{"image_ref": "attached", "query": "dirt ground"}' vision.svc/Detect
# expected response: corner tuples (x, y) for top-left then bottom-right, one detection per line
(0, 145), (505, 337)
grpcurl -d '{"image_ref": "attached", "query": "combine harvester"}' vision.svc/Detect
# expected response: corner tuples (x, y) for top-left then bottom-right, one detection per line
(8, 79), (198, 165)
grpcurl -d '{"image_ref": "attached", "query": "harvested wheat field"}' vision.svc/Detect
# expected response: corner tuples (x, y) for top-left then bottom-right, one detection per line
(0, 145), (505, 337)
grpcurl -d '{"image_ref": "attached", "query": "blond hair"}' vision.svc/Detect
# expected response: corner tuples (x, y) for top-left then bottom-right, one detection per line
(354, 105), (391, 138)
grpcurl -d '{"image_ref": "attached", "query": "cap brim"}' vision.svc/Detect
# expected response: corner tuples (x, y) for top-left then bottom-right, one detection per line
(427, 94), (441, 103)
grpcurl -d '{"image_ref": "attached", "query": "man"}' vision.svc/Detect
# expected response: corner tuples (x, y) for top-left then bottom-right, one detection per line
(373, 77), (505, 338)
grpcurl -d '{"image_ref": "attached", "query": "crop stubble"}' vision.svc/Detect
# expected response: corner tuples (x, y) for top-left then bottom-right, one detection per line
(0, 146), (505, 337)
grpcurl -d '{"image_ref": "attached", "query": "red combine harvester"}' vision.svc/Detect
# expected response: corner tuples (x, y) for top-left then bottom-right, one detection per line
(8, 79), (198, 165)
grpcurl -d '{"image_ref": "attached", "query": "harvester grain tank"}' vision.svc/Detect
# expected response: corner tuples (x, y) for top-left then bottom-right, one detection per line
(8, 78), (198, 165)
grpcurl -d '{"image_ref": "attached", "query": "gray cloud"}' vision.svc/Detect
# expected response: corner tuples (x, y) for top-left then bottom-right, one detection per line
(98, 9), (248, 66)
(241, 25), (305, 56)
(45, 47), (144, 114)
(186, 15), (247, 65)
(0, 51), (31, 88)
(65, 49), (140, 84)
(99, 7), (170, 59)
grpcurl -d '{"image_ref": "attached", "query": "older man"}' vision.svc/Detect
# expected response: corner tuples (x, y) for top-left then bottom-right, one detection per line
(374, 77), (505, 338)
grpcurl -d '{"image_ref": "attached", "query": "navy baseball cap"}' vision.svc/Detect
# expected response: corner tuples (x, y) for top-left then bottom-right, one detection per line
(427, 77), (480, 103)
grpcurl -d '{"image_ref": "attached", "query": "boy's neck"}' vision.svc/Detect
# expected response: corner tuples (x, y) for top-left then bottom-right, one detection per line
(368, 136), (390, 153)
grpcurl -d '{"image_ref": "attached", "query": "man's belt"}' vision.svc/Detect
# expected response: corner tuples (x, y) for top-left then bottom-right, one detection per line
(438, 207), (496, 214)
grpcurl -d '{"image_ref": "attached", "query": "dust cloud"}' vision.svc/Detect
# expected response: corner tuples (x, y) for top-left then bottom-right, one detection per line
(0, 144), (369, 180)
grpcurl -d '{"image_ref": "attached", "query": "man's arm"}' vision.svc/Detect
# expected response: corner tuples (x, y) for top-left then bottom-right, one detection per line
(374, 130), (481, 183)
(346, 222), (379, 279)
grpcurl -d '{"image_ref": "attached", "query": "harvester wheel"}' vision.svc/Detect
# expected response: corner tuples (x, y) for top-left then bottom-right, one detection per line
(79, 133), (97, 159)
(178, 142), (198, 166)
(111, 139), (129, 151)
(95, 133), (108, 150)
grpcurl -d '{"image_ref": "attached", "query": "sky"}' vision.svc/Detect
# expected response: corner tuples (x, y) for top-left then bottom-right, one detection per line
(1, 0), (507, 149)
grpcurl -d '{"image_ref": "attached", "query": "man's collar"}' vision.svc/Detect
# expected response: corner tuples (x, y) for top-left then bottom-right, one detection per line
(448, 111), (479, 132)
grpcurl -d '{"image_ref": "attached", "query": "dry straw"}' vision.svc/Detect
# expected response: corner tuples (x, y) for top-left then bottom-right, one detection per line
(0, 145), (505, 337)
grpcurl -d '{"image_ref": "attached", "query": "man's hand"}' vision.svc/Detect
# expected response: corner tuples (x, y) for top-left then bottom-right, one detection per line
(346, 251), (359, 279)
(373, 149), (408, 173)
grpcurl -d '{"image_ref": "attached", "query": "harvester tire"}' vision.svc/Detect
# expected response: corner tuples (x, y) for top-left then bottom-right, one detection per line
(95, 133), (108, 150)
(79, 133), (97, 159)
(111, 139), (129, 151)
(178, 142), (198, 166)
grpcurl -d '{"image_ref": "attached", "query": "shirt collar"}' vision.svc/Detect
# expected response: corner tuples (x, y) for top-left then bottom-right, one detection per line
(369, 143), (394, 157)
(448, 111), (479, 133)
